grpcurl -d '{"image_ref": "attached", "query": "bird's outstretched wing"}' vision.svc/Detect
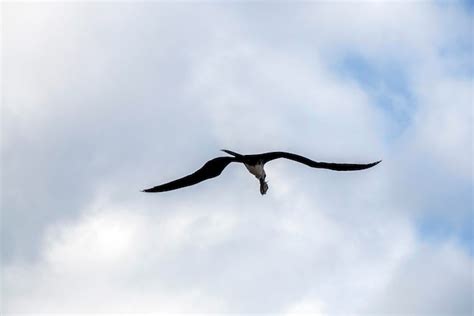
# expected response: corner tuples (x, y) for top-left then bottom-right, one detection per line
(142, 157), (236, 193)
(259, 151), (381, 171)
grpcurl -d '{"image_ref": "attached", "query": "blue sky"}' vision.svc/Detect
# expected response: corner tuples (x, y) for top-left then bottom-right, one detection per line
(336, 52), (473, 255)
(2, 2), (473, 315)
(335, 52), (415, 139)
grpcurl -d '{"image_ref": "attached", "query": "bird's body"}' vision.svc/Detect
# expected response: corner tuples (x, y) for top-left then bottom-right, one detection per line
(244, 161), (268, 194)
(244, 162), (266, 179)
(142, 150), (381, 195)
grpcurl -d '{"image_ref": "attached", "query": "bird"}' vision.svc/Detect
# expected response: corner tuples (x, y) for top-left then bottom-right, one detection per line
(142, 150), (381, 195)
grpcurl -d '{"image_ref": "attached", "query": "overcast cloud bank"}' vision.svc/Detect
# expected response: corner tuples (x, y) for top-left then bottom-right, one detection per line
(2, 2), (473, 315)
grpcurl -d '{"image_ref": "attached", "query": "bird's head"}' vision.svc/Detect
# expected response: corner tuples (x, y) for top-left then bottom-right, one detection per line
(259, 178), (268, 195)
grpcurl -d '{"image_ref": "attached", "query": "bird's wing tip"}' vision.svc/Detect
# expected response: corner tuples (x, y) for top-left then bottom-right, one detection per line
(372, 160), (382, 166)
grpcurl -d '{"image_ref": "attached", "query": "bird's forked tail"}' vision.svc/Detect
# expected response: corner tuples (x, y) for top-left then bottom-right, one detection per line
(221, 149), (244, 158)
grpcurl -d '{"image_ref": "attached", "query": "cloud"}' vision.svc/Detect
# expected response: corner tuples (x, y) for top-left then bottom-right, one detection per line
(2, 1), (472, 315)
(3, 190), (471, 314)
(0, 192), (404, 313)
(364, 242), (473, 315)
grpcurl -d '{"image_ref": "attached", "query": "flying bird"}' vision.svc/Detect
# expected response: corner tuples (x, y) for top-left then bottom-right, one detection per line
(142, 150), (381, 195)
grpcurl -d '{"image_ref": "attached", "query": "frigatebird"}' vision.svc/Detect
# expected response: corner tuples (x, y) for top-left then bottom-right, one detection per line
(142, 149), (381, 195)
(142, 150), (380, 195)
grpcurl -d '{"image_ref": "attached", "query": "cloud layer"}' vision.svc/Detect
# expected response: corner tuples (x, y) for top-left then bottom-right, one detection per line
(2, 2), (473, 315)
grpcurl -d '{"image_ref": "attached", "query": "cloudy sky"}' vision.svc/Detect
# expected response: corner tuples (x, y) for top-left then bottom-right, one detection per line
(1, 1), (473, 315)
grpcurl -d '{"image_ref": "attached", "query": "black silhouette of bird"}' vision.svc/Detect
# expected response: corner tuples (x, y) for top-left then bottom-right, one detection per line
(142, 150), (381, 195)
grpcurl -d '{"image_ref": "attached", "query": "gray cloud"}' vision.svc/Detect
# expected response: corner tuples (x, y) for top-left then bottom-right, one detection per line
(2, 2), (472, 315)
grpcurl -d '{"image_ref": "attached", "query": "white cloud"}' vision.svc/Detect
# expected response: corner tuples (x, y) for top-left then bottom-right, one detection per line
(2, 2), (472, 315)
(413, 77), (473, 178)
(3, 187), (471, 314)
(364, 242), (474, 315)
(3, 203), (230, 313)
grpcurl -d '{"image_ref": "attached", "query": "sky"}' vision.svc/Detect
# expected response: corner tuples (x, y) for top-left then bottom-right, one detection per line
(1, 1), (473, 315)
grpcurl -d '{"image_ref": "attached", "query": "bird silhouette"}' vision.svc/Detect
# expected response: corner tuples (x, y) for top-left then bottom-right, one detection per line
(143, 150), (381, 195)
